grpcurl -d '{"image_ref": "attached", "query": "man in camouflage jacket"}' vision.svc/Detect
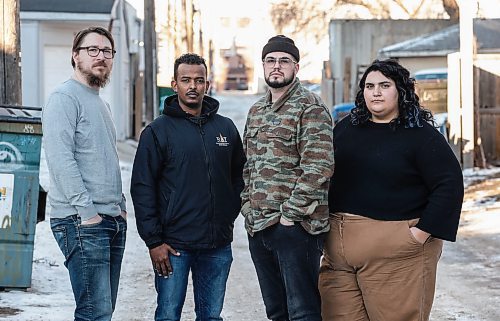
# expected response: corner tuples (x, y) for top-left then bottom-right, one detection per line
(241, 35), (334, 321)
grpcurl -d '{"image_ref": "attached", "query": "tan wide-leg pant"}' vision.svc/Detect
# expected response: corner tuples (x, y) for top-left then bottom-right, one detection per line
(319, 213), (443, 321)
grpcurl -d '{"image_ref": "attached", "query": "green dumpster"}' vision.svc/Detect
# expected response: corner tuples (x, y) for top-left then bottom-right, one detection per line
(0, 105), (42, 288)
(158, 86), (175, 114)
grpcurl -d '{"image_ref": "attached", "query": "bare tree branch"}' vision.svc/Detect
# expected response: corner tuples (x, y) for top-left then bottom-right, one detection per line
(337, 0), (392, 18)
(392, 0), (427, 18)
(269, 0), (452, 44)
(411, 0), (427, 18)
(270, 0), (328, 42)
(443, 0), (459, 20)
(393, 0), (412, 15)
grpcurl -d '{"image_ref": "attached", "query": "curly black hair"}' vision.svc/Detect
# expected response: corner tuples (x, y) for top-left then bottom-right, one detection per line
(351, 59), (434, 129)
(174, 53), (208, 80)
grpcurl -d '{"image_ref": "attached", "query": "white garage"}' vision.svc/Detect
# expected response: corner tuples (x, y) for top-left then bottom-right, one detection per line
(20, 0), (141, 140)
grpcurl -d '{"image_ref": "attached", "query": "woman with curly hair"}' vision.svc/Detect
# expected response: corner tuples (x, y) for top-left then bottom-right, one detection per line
(319, 59), (464, 321)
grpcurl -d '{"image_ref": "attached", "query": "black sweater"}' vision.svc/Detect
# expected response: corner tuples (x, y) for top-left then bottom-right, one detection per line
(329, 116), (464, 241)
(131, 95), (246, 250)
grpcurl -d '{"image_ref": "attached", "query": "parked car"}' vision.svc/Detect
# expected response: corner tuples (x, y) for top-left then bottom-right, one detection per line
(331, 102), (355, 124)
(304, 83), (321, 95)
(433, 112), (449, 142)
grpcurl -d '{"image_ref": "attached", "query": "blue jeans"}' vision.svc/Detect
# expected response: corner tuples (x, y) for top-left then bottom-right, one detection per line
(50, 214), (127, 321)
(154, 244), (233, 321)
(248, 223), (324, 321)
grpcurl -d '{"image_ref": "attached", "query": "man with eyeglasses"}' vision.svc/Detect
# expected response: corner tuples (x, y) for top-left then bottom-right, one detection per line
(241, 35), (334, 320)
(42, 26), (127, 321)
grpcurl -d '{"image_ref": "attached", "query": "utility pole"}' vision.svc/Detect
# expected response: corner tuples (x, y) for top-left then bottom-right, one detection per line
(196, 3), (203, 56)
(458, 0), (476, 168)
(181, 0), (194, 53)
(0, 0), (22, 105)
(144, 0), (157, 123)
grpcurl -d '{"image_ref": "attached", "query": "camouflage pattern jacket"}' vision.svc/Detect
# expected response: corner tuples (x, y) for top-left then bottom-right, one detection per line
(241, 78), (334, 235)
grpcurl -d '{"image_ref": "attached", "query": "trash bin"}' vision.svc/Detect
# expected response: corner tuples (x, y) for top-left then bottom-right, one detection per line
(158, 86), (175, 114)
(0, 104), (42, 288)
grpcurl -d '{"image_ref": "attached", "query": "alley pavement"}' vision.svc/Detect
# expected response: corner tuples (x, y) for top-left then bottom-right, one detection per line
(1, 93), (499, 320)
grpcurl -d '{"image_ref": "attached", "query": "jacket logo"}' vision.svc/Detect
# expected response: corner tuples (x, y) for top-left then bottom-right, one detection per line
(216, 133), (229, 147)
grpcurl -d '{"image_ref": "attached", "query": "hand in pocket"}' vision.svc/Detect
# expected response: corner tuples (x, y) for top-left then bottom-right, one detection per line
(81, 214), (102, 225)
(409, 227), (430, 244)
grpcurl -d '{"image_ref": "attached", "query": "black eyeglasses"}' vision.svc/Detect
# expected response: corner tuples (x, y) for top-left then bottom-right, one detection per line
(77, 46), (116, 59)
(263, 57), (297, 68)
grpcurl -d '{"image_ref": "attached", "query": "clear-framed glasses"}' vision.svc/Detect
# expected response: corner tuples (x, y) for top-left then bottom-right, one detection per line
(77, 46), (116, 59)
(263, 57), (297, 68)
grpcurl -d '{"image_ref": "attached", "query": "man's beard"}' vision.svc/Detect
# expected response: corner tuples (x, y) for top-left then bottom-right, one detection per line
(265, 73), (294, 89)
(77, 61), (111, 88)
(179, 92), (203, 111)
(182, 101), (203, 111)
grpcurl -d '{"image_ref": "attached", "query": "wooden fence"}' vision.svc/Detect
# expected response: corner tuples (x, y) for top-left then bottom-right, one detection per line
(479, 107), (500, 165)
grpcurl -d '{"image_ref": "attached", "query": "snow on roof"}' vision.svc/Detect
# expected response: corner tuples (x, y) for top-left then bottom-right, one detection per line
(379, 19), (500, 58)
(380, 24), (458, 57)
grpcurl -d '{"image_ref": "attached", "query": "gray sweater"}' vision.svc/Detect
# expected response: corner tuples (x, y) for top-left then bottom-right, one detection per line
(43, 78), (126, 221)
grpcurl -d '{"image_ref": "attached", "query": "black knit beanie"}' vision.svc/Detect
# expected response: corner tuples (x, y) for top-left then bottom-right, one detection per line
(261, 35), (300, 62)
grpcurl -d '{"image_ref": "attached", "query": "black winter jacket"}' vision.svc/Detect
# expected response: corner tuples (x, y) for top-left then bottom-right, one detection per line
(131, 95), (246, 250)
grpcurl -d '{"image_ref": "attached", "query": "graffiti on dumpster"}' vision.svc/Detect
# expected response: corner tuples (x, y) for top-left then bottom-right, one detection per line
(0, 141), (23, 162)
(0, 173), (14, 229)
(0, 141), (24, 170)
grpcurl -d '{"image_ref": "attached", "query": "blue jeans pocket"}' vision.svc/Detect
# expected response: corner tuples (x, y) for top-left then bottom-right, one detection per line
(78, 214), (105, 228)
(51, 215), (123, 320)
(51, 225), (69, 258)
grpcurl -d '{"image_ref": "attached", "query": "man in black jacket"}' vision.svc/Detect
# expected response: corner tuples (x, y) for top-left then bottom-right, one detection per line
(131, 53), (245, 321)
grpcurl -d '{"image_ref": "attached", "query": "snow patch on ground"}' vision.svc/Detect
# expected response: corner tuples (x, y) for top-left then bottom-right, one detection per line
(1, 128), (499, 320)
(463, 167), (500, 188)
